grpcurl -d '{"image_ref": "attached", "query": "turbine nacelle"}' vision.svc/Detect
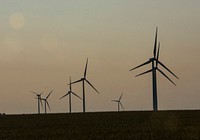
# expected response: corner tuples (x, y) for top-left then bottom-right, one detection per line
(149, 58), (155, 61)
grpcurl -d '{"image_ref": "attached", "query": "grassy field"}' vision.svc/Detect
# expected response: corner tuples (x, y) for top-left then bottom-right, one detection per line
(0, 110), (199, 140)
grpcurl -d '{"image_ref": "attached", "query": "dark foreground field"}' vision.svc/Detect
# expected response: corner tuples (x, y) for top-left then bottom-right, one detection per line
(0, 111), (200, 140)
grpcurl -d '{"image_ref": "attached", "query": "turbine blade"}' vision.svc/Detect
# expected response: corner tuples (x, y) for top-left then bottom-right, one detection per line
(46, 90), (53, 99)
(30, 91), (38, 95)
(129, 60), (151, 71)
(70, 79), (82, 85)
(120, 102), (124, 109)
(71, 91), (82, 100)
(156, 42), (160, 67)
(69, 76), (72, 91)
(70, 76), (72, 84)
(85, 79), (100, 94)
(59, 92), (70, 100)
(157, 68), (176, 86)
(119, 93), (123, 101)
(84, 58), (88, 78)
(46, 101), (51, 111)
(40, 91), (44, 95)
(135, 69), (152, 77)
(112, 100), (118, 102)
(40, 99), (43, 108)
(158, 61), (179, 79)
(153, 27), (158, 58)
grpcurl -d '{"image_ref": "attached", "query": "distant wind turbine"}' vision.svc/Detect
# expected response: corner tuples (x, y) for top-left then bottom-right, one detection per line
(60, 76), (82, 113)
(30, 91), (43, 114)
(112, 93), (124, 112)
(129, 27), (179, 111)
(70, 58), (100, 113)
(41, 90), (53, 114)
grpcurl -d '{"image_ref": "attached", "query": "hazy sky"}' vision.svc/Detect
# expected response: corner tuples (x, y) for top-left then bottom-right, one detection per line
(0, 1), (200, 114)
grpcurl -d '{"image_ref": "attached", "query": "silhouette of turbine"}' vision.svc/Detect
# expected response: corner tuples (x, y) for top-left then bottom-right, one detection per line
(112, 93), (124, 112)
(41, 90), (53, 114)
(30, 91), (43, 114)
(70, 58), (100, 113)
(60, 76), (82, 114)
(129, 27), (179, 111)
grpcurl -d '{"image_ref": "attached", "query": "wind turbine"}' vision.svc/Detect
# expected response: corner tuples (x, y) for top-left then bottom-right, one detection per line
(112, 93), (124, 112)
(41, 90), (53, 114)
(30, 91), (43, 114)
(60, 76), (82, 113)
(70, 58), (100, 113)
(129, 27), (179, 111)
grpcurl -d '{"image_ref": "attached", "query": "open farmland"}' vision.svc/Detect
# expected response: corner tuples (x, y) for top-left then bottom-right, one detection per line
(0, 110), (199, 140)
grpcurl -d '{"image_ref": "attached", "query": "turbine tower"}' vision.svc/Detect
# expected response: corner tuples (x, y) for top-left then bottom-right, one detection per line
(129, 27), (179, 111)
(41, 90), (53, 114)
(70, 58), (100, 113)
(112, 93), (124, 112)
(31, 91), (43, 114)
(60, 76), (82, 113)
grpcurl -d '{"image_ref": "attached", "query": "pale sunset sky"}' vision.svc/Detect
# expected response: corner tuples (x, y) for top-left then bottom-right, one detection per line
(0, 0), (200, 114)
